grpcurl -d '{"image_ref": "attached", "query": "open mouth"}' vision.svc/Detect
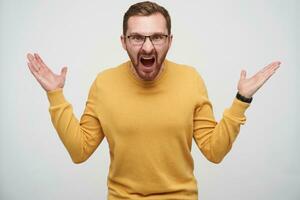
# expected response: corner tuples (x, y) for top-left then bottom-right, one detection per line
(140, 56), (155, 67)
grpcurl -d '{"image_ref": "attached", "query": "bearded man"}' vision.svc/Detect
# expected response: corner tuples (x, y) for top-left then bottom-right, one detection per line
(27, 1), (281, 199)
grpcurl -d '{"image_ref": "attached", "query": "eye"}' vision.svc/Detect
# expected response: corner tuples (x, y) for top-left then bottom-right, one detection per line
(131, 35), (144, 41)
(151, 34), (164, 41)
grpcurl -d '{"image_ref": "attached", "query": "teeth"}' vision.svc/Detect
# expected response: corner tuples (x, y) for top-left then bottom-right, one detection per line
(141, 56), (154, 59)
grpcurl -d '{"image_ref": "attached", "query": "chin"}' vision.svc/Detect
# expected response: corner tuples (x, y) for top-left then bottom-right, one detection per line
(137, 65), (160, 81)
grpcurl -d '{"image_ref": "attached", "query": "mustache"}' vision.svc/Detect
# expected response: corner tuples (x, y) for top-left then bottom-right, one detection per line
(138, 53), (156, 57)
(138, 47), (157, 57)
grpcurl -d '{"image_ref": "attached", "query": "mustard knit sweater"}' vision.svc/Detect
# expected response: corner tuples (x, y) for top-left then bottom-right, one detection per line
(47, 59), (250, 200)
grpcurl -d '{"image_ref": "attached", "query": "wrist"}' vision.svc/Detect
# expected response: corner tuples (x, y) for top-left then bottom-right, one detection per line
(236, 92), (253, 103)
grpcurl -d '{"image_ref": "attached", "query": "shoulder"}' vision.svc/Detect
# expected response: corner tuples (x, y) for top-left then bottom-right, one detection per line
(166, 59), (195, 71)
(96, 61), (128, 79)
(93, 61), (129, 85)
(166, 59), (204, 80)
(167, 60), (208, 91)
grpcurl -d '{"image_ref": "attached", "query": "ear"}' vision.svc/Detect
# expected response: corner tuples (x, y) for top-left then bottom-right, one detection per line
(168, 34), (173, 49)
(120, 35), (127, 51)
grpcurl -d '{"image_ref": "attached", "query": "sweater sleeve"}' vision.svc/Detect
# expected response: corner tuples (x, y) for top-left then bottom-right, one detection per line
(192, 69), (250, 164)
(46, 78), (105, 163)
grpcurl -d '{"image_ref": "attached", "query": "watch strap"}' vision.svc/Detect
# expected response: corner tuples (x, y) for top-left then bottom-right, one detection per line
(236, 92), (253, 103)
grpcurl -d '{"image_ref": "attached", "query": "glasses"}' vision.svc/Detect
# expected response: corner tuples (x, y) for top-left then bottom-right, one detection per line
(126, 34), (169, 46)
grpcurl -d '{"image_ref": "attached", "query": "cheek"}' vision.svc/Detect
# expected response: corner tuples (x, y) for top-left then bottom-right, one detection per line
(128, 47), (140, 58)
(156, 46), (169, 58)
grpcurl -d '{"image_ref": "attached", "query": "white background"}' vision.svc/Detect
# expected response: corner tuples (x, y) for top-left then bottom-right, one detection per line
(0, 0), (299, 199)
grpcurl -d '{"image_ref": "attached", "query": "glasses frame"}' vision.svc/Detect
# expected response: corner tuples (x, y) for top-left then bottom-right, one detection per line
(126, 34), (169, 46)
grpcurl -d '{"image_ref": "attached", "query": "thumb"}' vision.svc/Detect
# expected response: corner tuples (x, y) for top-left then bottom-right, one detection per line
(60, 66), (68, 77)
(240, 69), (246, 80)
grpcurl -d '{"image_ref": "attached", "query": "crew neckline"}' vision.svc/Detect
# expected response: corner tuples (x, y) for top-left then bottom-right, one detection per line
(126, 59), (169, 88)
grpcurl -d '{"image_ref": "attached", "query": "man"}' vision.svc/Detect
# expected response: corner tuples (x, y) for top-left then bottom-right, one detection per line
(26, 1), (281, 199)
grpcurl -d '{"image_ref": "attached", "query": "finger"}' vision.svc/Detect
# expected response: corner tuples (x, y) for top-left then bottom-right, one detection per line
(33, 53), (44, 70)
(262, 70), (276, 84)
(255, 61), (279, 78)
(27, 53), (36, 66)
(260, 63), (273, 73)
(261, 61), (281, 73)
(259, 68), (278, 86)
(34, 53), (47, 69)
(240, 70), (246, 80)
(263, 64), (280, 79)
(34, 53), (46, 65)
(26, 53), (34, 61)
(269, 64), (280, 73)
(27, 53), (41, 71)
(60, 66), (68, 78)
(27, 62), (40, 78)
(35, 53), (55, 75)
(264, 61), (281, 73)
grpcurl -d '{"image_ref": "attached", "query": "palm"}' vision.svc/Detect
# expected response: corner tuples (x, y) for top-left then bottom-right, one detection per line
(27, 53), (68, 92)
(237, 61), (281, 98)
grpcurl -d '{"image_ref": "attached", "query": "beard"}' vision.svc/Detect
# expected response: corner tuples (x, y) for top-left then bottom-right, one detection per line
(127, 47), (169, 81)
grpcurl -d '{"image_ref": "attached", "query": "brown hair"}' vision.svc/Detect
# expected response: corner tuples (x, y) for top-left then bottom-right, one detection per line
(123, 1), (171, 35)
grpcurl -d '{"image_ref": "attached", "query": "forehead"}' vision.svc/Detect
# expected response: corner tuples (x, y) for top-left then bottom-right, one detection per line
(126, 13), (167, 35)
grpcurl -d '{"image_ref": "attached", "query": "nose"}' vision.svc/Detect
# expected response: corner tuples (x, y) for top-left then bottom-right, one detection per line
(141, 37), (154, 53)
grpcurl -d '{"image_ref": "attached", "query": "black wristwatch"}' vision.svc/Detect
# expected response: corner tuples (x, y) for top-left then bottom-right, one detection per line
(236, 92), (253, 103)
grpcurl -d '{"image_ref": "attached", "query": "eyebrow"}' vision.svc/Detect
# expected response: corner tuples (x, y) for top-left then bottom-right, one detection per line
(128, 32), (167, 36)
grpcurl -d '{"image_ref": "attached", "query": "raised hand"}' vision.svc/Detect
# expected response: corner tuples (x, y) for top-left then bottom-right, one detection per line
(237, 61), (281, 98)
(27, 53), (68, 92)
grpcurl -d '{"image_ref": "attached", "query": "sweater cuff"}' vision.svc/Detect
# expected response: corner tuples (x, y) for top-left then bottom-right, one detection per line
(227, 98), (251, 117)
(46, 88), (67, 106)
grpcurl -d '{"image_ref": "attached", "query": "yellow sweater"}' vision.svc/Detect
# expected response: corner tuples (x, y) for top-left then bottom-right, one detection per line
(47, 59), (250, 200)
